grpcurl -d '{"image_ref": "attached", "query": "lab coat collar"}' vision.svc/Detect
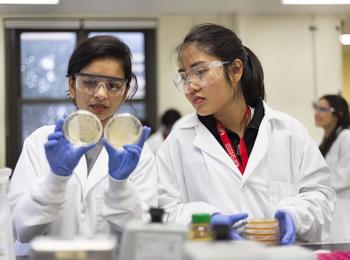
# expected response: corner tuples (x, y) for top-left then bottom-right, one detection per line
(263, 102), (289, 125)
(177, 102), (289, 130)
(194, 120), (242, 177)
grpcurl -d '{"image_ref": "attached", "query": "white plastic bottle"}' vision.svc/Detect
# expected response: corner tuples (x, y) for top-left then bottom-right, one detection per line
(118, 208), (187, 260)
(0, 168), (15, 260)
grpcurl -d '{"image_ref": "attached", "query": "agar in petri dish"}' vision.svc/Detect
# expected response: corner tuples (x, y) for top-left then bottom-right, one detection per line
(243, 218), (280, 246)
(104, 113), (142, 149)
(63, 110), (103, 146)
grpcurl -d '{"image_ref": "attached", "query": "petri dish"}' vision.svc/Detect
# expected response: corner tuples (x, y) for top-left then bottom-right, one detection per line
(243, 218), (281, 246)
(104, 113), (142, 149)
(243, 233), (280, 241)
(243, 234), (280, 246)
(244, 227), (280, 235)
(245, 218), (279, 229)
(63, 110), (103, 146)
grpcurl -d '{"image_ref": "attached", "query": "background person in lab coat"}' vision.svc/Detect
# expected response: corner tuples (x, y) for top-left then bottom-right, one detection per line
(146, 108), (182, 154)
(8, 35), (157, 256)
(314, 94), (350, 243)
(157, 23), (335, 244)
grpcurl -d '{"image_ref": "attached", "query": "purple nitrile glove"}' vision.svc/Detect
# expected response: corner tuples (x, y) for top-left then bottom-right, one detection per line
(211, 213), (249, 240)
(103, 126), (151, 180)
(274, 210), (296, 245)
(45, 117), (95, 177)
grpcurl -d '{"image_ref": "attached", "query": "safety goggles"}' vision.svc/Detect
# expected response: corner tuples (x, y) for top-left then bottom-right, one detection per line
(312, 102), (335, 113)
(73, 73), (127, 96)
(173, 60), (231, 94)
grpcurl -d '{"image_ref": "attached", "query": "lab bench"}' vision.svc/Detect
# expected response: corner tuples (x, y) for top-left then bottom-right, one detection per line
(15, 242), (350, 260)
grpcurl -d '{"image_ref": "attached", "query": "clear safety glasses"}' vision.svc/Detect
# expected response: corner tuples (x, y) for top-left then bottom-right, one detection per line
(312, 102), (335, 113)
(173, 60), (231, 94)
(74, 73), (128, 96)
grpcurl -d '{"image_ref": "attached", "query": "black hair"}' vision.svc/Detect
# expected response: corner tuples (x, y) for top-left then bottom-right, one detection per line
(161, 109), (182, 130)
(319, 94), (350, 156)
(176, 23), (265, 107)
(67, 35), (137, 99)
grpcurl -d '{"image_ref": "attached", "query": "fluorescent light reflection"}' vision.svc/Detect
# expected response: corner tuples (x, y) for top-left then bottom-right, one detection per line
(282, 0), (350, 4)
(0, 0), (59, 4)
(340, 34), (350, 45)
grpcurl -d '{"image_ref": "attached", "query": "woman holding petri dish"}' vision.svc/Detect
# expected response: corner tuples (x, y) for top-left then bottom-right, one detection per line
(8, 35), (157, 256)
(157, 23), (335, 245)
(314, 94), (350, 243)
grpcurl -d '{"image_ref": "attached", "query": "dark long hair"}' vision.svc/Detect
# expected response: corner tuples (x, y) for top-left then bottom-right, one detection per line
(176, 23), (265, 107)
(319, 95), (350, 156)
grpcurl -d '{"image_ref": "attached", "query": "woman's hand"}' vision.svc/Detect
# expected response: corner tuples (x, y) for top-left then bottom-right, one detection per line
(45, 118), (95, 177)
(103, 126), (151, 180)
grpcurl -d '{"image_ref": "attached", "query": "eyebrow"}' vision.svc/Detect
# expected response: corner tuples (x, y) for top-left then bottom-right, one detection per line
(76, 72), (125, 81)
(178, 61), (206, 73)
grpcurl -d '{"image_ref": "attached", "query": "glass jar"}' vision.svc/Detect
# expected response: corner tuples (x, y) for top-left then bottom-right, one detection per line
(188, 213), (213, 241)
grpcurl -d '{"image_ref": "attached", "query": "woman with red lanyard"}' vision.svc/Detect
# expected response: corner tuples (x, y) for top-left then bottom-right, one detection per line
(157, 23), (335, 244)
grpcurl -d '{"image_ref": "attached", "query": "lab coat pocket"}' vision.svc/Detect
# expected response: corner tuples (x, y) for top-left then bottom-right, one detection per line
(268, 181), (296, 212)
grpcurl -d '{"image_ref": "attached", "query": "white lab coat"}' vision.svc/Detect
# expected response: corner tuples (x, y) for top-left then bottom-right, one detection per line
(324, 129), (350, 243)
(8, 125), (158, 256)
(157, 103), (335, 243)
(146, 130), (164, 154)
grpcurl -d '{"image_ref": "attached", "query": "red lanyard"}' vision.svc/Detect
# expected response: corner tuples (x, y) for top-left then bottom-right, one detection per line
(216, 107), (251, 174)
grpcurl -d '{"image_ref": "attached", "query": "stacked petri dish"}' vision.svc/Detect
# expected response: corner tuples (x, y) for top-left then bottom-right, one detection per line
(242, 218), (280, 246)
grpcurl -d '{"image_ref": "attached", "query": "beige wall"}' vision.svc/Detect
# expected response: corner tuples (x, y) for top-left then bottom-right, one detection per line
(0, 13), (344, 166)
(343, 50), (350, 101)
(240, 14), (342, 142)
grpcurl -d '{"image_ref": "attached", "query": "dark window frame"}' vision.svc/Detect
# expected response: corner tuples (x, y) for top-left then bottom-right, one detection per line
(5, 27), (157, 169)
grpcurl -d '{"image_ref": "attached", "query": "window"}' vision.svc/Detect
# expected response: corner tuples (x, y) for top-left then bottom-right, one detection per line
(20, 32), (77, 140)
(5, 20), (157, 169)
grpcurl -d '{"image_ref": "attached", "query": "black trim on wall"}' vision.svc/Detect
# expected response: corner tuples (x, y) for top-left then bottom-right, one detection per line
(144, 29), (157, 131)
(5, 29), (21, 170)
